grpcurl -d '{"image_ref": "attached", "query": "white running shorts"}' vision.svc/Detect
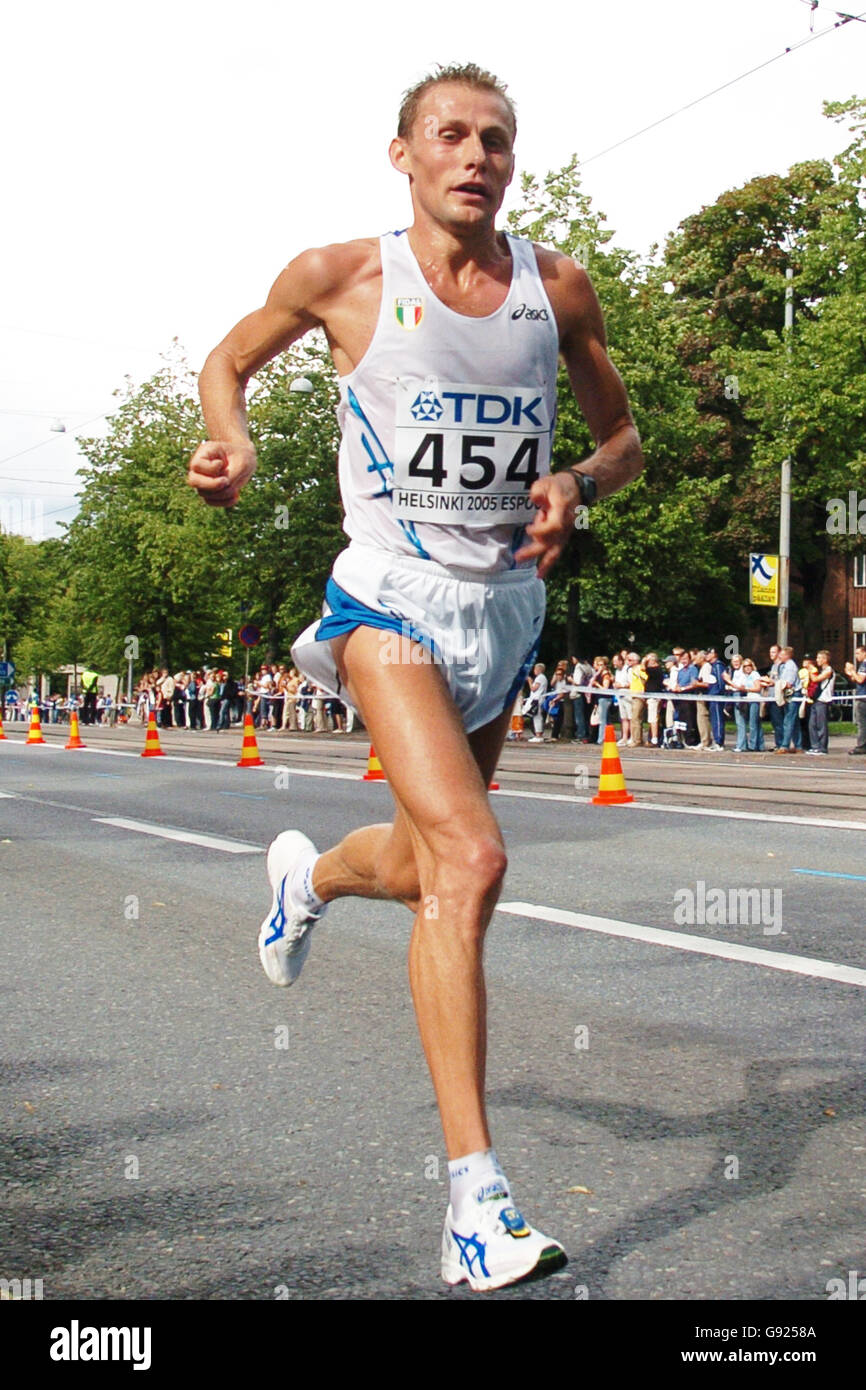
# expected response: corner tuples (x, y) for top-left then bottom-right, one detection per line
(291, 543), (545, 735)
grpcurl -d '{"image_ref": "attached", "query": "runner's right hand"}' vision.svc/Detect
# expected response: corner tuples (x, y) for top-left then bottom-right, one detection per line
(187, 440), (257, 507)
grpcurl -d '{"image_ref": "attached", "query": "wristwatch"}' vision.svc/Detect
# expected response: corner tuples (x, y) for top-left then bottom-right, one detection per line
(569, 468), (598, 508)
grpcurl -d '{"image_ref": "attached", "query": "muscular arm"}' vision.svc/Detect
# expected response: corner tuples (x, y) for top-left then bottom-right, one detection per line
(514, 253), (643, 575)
(556, 257), (643, 498)
(188, 242), (370, 505)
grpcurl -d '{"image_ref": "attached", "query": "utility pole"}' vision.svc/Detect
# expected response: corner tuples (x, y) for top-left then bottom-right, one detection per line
(777, 267), (794, 647)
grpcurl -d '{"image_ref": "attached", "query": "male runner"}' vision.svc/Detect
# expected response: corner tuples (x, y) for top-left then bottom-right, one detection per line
(187, 62), (643, 1292)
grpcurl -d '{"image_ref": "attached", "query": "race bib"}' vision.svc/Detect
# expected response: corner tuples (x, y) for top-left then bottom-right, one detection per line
(393, 377), (550, 526)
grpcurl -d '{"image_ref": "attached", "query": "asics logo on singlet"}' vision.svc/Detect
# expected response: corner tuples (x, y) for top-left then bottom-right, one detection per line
(511, 303), (549, 321)
(410, 389), (444, 422)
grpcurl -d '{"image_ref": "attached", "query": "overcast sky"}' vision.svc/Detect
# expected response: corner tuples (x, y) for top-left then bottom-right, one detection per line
(2, 0), (864, 538)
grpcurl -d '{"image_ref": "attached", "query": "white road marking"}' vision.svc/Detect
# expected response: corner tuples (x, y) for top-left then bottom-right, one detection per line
(93, 817), (262, 854)
(493, 789), (866, 831)
(3, 739), (865, 830)
(498, 902), (866, 989)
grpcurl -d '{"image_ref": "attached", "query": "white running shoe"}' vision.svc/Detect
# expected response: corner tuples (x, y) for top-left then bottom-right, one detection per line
(257, 831), (326, 986)
(441, 1178), (567, 1292)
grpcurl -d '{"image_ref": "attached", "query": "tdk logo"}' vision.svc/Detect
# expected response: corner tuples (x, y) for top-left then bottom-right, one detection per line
(511, 303), (549, 321)
(410, 389), (444, 422)
(411, 389), (544, 428)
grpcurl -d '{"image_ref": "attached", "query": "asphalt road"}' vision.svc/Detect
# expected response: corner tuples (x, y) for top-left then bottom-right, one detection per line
(1, 729), (865, 1301)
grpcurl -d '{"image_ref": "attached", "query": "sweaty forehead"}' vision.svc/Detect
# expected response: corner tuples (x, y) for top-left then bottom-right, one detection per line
(415, 83), (515, 135)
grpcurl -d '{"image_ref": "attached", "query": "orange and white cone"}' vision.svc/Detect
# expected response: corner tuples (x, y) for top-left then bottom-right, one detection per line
(591, 724), (634, 805)
(237, 713), (264, 768)
(26, 706), (47, 745)
(0, 707), (6, 741)
(362, 745), (385, 781)
(65, 710), (86, 750)
(141, 711), (164, 757)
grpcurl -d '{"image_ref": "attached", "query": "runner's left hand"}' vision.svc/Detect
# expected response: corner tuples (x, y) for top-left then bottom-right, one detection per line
(513, 471), (581, 579)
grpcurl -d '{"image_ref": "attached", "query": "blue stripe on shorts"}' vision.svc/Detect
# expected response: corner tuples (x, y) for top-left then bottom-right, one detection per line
(502, 631), (542, 715)
(315, 577), (442, 660)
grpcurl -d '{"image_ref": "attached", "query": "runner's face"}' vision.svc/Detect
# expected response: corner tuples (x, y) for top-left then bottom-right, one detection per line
(391, 84), (515, 230)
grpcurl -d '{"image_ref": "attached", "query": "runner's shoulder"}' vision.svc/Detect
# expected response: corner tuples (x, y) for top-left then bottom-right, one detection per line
(283, 237), (381, 309)
(531, 244), (593, 302)
(526, 243), (601, 344)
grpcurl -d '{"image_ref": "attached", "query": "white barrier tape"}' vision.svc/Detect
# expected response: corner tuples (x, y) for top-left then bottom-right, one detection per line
(564, 684), (860, 705)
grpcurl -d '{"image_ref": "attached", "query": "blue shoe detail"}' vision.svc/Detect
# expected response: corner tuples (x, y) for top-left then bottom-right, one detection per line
(263, 875), (288, 947)
(453, 1230), (490, 1279)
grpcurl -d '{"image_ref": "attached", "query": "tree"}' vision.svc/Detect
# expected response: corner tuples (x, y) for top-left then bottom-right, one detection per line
(664, 98), (866, 647)
(67, 346), (234, 674)
(507, 157), (737, 658)
(228, 337), (344, 661)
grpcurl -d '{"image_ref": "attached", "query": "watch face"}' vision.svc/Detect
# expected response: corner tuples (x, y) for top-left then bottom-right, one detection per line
(578, 472), (597, 506)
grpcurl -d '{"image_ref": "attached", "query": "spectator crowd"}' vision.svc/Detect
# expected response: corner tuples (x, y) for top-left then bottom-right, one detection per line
(131, 666), (355, 734)
(517, 643), (866, 757)
(5, 643), (865, 757)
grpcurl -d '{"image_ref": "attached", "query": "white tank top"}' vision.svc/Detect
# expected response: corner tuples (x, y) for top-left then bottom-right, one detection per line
(336, 229), (560, 573)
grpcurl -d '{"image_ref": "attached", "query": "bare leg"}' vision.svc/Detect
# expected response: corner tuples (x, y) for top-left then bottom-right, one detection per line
(310, 628), (512, 1158)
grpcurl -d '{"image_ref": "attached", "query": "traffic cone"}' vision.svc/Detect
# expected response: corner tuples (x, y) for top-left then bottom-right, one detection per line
(591, 724), (634, 805)
(237, 713), (264, 768)
(0, 707), (6, 740)
(141, 711), (164, 757)
(65, 710), (86, 750)
(26, 706), (46, 745)
(362, 745), (386, 781)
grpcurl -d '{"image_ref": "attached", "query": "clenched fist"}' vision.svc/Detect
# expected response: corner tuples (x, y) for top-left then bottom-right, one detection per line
(187, 440), (257, 507)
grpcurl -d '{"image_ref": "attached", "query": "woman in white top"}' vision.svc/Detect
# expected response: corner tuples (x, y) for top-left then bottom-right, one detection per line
(524, 663), (549, 743)
(741, 660), (765, 751)
(612, 653), (631, 746)
(723, 655), (754, 751)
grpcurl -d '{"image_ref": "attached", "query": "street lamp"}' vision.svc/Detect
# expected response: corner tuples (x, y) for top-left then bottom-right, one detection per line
(777, 268), (794, 648)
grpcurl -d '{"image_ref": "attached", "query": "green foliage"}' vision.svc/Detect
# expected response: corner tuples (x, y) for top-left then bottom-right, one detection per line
(65, 345), (234, 673)
(236, 337), (344, 658)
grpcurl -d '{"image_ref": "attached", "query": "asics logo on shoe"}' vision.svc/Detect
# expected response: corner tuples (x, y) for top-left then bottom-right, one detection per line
(499, 1206), (531, 1238)
(263, 877), (289, 947)
(476, 1179), (509, 1204)
(453, 1231), (489, 1278)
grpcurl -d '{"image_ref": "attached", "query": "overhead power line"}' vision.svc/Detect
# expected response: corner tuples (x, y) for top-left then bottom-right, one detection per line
(579, 8), (866, 168)
(0, 410), (110, 471)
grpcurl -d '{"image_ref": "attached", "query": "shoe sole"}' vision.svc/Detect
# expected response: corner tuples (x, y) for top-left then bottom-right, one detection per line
(257, 831), (318, 987)
(443, 1243), (568, 1292)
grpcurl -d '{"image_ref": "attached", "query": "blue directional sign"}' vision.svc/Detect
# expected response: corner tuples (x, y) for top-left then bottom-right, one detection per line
(0, 661), (15, 680)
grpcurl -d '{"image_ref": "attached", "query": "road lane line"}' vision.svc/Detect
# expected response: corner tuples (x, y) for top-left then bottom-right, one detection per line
(792, 868), (866, 882)
(93, 817), (263, 854)
(497, 902), (866, 989)
(493, 788), (866, 831)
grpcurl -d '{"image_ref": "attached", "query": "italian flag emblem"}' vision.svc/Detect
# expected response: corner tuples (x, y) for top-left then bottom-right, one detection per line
(395, 296), (424, 330)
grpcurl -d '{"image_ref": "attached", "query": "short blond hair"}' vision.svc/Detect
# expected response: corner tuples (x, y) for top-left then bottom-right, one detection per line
(397, 62), (516, 141)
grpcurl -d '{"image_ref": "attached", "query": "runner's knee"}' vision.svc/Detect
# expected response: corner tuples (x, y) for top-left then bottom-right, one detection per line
(435, 834), (507, 901)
